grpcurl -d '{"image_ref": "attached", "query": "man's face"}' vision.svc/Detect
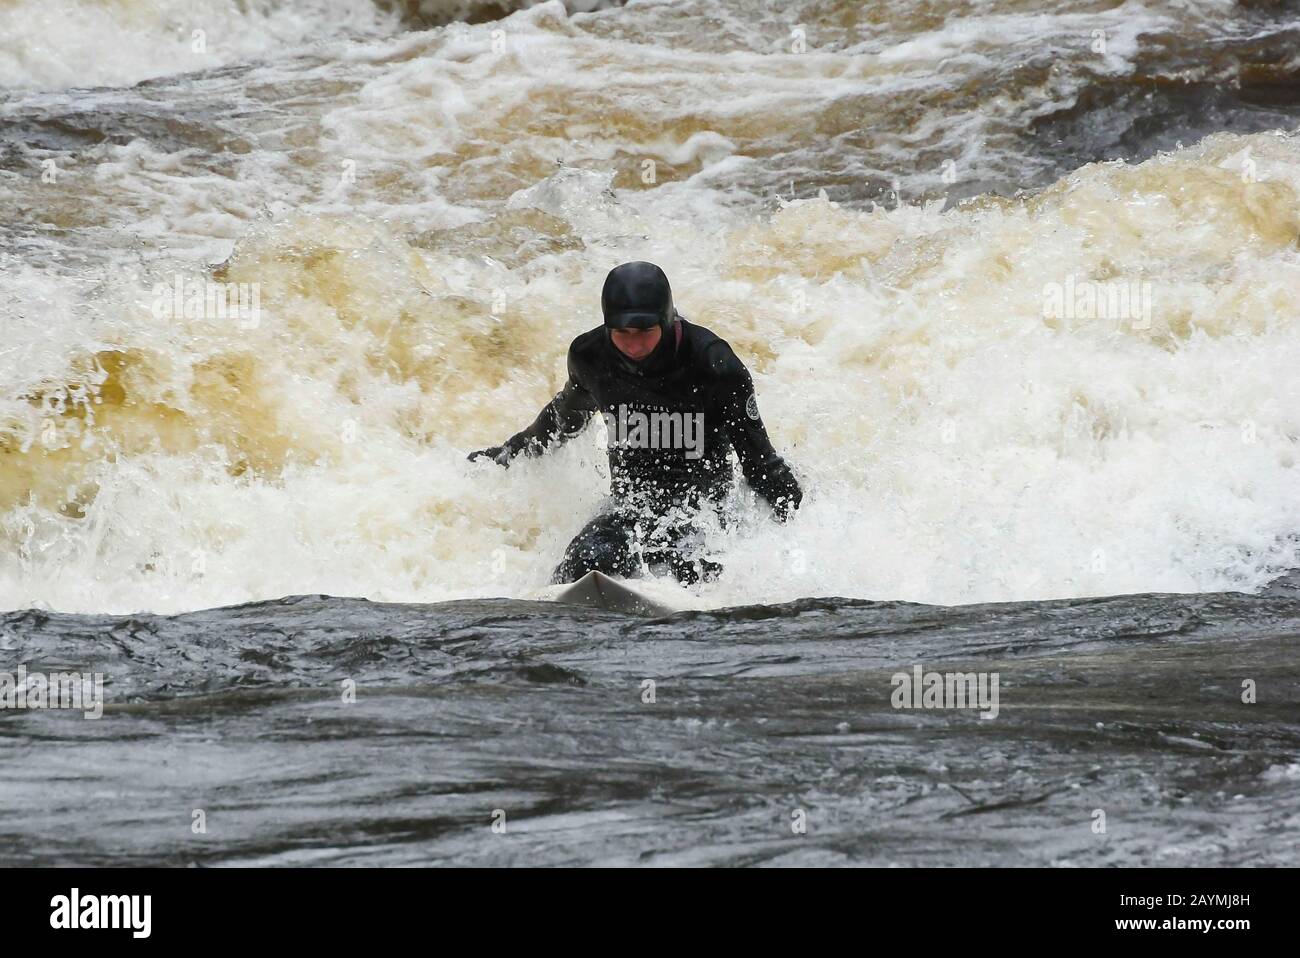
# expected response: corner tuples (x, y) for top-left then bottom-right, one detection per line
(610, 325), (662, 361)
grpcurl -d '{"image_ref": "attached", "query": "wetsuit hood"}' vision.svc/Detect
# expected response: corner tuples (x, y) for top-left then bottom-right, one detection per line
(601, 261), (679, 375)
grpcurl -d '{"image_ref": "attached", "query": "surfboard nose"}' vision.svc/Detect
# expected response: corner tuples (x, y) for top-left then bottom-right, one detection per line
(553, 571), (677, 617)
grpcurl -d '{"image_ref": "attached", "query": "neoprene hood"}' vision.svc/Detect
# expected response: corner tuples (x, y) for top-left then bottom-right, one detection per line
(601, 261), (675, 332)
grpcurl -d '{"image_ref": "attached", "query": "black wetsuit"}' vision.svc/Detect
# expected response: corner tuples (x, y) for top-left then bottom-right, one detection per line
(487, 316), (801, 583)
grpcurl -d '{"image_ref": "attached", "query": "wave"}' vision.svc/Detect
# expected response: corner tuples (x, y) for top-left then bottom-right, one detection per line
(2, 1), (1300, 613)
(4, 128), (1300, 612)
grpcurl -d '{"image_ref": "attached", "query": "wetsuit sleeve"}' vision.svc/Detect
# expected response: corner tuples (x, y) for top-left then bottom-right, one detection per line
(716, 352), (803, 520)
(498, 347), (598, 460)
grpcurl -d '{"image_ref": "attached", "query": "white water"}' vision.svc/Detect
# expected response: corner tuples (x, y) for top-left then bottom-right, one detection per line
(0, 0), (620, 90)
(3, 1), (1300, 613)
(0, 0), (401, 90)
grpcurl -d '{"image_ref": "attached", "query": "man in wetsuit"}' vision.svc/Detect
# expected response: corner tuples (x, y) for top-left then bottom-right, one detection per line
(469, 261), (801, 584)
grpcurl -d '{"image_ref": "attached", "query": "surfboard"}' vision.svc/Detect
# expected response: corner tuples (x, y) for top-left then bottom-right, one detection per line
(552, 570), (677, 617)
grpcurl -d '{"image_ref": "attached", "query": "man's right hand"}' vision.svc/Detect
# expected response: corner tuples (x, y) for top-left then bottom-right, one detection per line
(467, 446), (512, 467)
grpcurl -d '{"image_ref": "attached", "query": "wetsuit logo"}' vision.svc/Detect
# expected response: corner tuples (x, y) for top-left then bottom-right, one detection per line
(602, 404), (704, 459)
(745, 393), (760, 421)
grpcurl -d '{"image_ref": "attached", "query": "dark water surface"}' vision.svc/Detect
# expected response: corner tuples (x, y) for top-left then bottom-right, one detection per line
(3, 581), (1297, 866)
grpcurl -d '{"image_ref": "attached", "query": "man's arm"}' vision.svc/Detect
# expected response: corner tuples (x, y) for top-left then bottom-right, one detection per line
(469, 350), (597, 466)
(714, 348), (802, 520)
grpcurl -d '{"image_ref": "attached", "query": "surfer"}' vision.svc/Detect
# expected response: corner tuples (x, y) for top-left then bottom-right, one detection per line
(469, 261), (802, 585)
